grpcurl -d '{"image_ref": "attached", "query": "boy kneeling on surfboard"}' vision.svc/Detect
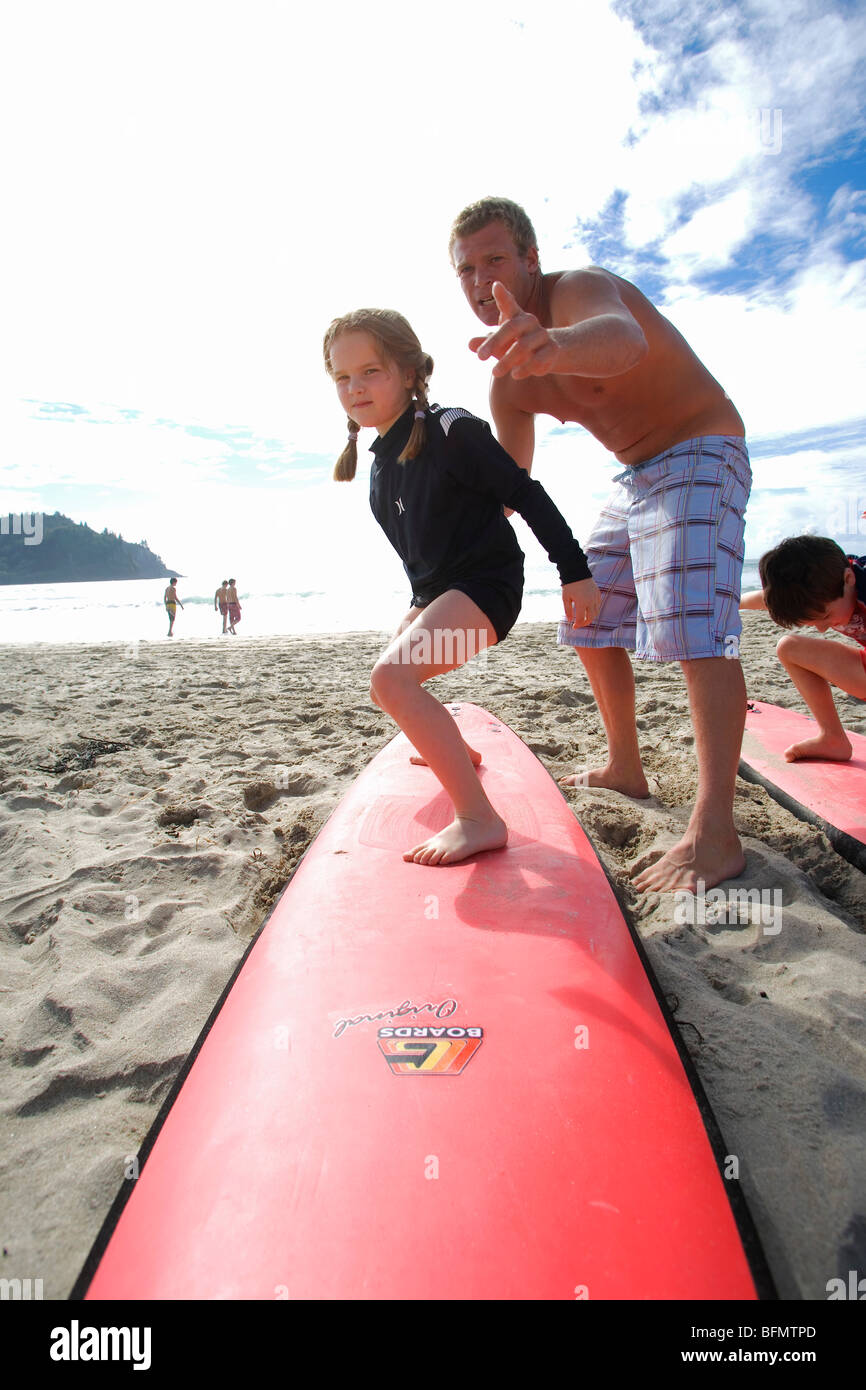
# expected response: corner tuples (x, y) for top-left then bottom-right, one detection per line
(740, 536), (866, 761)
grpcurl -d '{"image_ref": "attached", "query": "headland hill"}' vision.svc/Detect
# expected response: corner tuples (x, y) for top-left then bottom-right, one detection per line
(0, 512), (182, 585)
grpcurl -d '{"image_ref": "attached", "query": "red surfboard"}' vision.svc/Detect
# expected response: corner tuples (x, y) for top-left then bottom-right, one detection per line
(73, 704), (772, 1300)
(740, 700), (866, 872)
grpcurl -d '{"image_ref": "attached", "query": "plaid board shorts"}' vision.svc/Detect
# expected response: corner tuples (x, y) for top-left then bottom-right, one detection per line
(558, 435), (751, 662)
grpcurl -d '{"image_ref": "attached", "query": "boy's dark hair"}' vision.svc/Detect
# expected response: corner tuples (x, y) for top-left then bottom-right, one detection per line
(448, 197), (539, 263)
(169, 577), (177, 584)
(758, 535), (849, 626)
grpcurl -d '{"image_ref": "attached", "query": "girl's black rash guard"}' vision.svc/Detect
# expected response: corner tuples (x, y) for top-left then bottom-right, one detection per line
(368, 404), (591, 607)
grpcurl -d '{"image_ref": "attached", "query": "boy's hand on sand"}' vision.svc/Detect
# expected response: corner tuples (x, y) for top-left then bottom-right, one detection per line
(469, 282), (558, 379)
(562, 577), (601, 628)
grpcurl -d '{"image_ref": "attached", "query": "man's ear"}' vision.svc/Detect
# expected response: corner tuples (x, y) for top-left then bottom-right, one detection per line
(524, 245), (539, 273)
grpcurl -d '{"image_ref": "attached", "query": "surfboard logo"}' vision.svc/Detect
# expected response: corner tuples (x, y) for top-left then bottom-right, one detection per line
(377, 1026), (483, 1075)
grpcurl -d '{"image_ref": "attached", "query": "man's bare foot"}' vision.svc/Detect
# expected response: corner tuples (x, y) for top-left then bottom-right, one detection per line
(784, 732), (852, 763)
(403, 813), (507, 866)
(558, 763), (650, 798)
(631, 835), (745, 893)
(411, 742), (482, 768)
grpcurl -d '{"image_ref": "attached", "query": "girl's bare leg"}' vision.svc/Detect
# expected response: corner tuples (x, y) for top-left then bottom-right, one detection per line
(373, 604), (482, 765)
(776, 634), (866, 760)
(369, 590), (504, 865)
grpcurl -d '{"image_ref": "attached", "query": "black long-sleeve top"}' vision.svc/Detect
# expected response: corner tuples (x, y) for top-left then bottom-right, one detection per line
(368, 404), (590, 605)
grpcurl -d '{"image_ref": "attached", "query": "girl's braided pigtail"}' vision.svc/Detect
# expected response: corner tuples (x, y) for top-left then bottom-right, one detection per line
(399, 354), (434, 462)
(334, 418), (360, 481)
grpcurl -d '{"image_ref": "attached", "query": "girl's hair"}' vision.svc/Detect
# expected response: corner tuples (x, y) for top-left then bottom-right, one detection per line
(322, 308), (434, 481)
(758, 535), (849, 626)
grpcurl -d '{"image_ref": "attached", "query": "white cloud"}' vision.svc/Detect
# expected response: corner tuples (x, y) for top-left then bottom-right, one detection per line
(662, 188), (755, 269)
(2, 0), (865, 585)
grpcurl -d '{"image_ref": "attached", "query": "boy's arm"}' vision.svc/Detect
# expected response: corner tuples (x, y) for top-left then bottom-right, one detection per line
(739, 589), (767, 611)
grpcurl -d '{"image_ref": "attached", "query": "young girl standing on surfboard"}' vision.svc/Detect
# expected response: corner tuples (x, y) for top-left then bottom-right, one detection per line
(323, 307), (600, 865)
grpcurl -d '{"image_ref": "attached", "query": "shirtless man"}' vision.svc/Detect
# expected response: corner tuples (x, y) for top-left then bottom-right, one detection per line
(164, 578), (183, 637)
(215, 579), (229, 634)
(450, 197), (751, 893)
(226, 578), (241, 635)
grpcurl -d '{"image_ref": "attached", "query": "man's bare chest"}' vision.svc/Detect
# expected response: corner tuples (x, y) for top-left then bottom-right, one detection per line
(504, 371), (621, 428)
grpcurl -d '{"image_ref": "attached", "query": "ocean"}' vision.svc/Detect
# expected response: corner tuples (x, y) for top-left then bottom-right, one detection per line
(0, 564), (764, 647)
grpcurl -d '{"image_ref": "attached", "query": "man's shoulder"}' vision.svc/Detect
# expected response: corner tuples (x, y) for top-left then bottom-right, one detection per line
(546, 264), (637, 304)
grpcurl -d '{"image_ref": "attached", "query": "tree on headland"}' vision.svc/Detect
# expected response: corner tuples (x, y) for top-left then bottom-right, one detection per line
(0, 511), (183, 585)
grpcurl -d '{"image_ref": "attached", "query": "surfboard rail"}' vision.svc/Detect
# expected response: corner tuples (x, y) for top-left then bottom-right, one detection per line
(740, 700), (866, 873)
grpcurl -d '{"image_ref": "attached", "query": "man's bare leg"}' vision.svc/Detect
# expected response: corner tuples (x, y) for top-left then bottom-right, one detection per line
(632, 656), (746, 892)
(559, 647), (650, 797)
(776, 634), (866, 761)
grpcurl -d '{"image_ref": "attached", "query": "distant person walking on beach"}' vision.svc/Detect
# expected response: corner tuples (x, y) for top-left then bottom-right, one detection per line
(164, 578), (183, 637)
(215, 579), (229, 634)
(449, 196), (751, 894)
(741, 537), (866, 761)
(227, 579), (241, 634)
(323, 306), (598, 866)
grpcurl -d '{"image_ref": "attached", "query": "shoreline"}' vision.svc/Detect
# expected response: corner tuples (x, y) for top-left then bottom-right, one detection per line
(1, 618), (864, 1299)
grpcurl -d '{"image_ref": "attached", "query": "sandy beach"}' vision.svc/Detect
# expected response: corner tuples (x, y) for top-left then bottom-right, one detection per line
(1, 615), (864, 1301)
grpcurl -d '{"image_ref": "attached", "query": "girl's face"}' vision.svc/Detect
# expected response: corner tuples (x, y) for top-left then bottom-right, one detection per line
(329, 330), (414, 438)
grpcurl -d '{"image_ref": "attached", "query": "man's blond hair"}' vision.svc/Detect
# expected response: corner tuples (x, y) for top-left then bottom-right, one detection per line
(448, 197), (539, 263)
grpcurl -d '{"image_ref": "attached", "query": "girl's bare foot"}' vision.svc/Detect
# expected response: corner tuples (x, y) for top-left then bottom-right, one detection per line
(403, 813), (507, 865)
(559, 763), (650, 798)
(411, 742), (482, 767)
(784, 732), (852, 762)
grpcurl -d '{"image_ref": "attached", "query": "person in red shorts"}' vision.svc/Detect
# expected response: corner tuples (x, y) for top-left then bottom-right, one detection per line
(226, 578), (241, 635)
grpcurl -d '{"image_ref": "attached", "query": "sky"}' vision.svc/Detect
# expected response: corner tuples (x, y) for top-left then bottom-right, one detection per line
(2, 0), (865, 590)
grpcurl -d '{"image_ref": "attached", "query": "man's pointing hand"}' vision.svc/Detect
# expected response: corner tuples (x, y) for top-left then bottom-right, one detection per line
(469, 281), (559, 379)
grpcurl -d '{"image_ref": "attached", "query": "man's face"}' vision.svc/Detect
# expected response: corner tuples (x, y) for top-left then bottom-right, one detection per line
(451, 221), (538, 325)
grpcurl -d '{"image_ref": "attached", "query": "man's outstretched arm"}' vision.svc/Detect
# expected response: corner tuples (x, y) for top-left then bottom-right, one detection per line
(471, 274), (647, 381)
